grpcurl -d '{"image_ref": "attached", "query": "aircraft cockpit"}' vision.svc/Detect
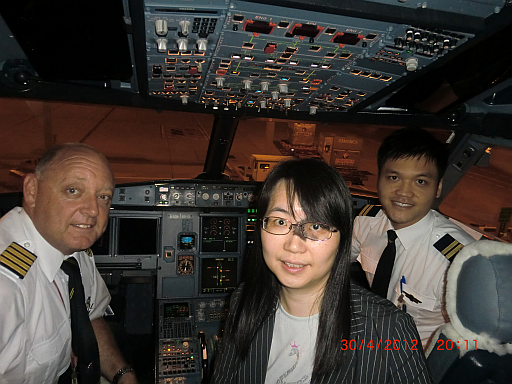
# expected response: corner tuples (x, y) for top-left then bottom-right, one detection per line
(0, 0), (512, 383)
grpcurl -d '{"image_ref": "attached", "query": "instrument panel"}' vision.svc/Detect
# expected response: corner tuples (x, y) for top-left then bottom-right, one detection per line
(92, 180), (258, 383)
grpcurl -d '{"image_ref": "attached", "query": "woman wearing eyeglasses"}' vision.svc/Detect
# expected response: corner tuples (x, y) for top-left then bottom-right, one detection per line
(212, 158), (432, 384)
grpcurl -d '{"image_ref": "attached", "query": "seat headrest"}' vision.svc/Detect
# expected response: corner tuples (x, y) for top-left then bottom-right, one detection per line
(446, 240), (512, 355)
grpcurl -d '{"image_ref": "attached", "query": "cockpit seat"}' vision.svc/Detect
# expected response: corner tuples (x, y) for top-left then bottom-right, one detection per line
(425, 240), (512, 384)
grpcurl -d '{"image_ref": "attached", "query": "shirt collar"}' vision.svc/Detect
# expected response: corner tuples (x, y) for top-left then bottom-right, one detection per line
(19, 209), (65, 283)
(375, 210), (395, 239)
(395, 210), (435, 250)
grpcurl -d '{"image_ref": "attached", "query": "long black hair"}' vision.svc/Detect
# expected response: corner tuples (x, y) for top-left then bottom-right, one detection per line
(223, 158), (353, 378)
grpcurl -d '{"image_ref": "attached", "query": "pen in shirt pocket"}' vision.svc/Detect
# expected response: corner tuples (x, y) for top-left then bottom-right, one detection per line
(399, 276), (407, 313)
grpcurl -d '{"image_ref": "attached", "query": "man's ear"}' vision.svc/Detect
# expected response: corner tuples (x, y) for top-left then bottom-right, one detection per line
(436, 179), (443, 199)
(23, 173), (38, 209)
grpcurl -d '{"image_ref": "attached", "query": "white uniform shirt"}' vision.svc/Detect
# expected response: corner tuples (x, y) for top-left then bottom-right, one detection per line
(0, 207), (111, 384)
(351, 209), (476, 346)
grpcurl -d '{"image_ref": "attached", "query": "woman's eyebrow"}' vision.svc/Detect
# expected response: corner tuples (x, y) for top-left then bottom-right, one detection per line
(267, 207), (290, 215)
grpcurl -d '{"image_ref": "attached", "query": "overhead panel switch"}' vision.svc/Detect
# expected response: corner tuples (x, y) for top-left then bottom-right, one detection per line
(155, 19), (168, 36)
(157, 38), (168, 53)
(243, 79), (252, 90)
(197, 38), (208, 53)
(179, 20), (191, 36)
(177, 38), (188, 52)
(264, 43), (277, 54)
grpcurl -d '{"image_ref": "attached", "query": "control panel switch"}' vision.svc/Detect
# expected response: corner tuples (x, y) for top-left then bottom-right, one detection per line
(155, 20), (168, 36)
(260, 81), (270, 92)
(264, 43), (277, 53)
(278, 83), (288, 94)
(406, 57), (419, 71)
(179, 20), (191, 36)
(177, 38), (188, 52)
(243, 79), (252, 90)
(156, 38), (168, 53)
(216, 77), (225, 88)
(197, 38), (208, 53)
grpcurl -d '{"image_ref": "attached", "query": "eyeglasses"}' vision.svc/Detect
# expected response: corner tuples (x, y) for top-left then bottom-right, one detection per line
(261, 216), (338, 241)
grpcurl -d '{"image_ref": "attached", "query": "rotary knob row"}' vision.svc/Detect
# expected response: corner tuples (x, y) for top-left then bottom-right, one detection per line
(156, 38), (208, 53)
(155, 20), (192, 36)
(214, 79), (289, 94)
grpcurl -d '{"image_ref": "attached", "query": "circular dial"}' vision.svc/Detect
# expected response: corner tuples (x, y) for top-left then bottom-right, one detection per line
(177, 255), (194, 275)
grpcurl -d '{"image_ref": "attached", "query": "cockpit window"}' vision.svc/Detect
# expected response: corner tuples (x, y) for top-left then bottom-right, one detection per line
(440, 145), (512, 242)
(1, 97), (510, 242)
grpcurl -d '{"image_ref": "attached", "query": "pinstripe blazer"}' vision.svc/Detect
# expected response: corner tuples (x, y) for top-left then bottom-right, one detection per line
(212, 284), (432, 384)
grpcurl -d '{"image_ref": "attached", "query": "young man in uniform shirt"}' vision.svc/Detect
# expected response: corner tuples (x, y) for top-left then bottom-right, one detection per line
(351, 127), (477, 348)
(0, 143), (138, 384)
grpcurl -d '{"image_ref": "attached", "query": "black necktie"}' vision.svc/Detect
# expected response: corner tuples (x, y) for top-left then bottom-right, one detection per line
(60, 257), (101, 384)
(371, 230), (398, 298)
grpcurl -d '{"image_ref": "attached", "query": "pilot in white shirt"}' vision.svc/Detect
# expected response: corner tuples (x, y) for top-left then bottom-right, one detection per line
(351, 127), (478, 348)
(352, 208), (475, 345)
(0, 207), (110, 383)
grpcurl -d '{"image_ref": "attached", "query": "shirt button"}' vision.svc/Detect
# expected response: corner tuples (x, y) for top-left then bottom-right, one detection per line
(23, 241), (31, 248)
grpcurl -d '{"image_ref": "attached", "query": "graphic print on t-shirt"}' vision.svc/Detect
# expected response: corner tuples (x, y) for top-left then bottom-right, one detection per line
(275, 342), (310, 384)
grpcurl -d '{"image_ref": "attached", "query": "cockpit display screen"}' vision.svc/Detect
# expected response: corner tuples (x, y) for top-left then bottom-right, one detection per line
(201, 216), (239, 253)
(201, 257), (237, 294)
(118, 217), (158, 255)
(163, 302), (190, 319)
(179, 234), (195, 250)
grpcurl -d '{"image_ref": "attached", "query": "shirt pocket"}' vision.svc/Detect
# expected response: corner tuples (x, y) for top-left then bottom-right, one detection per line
(27, 319), (69, 374)
(397, 282), (437, 311)
(359, 251), (378, 275)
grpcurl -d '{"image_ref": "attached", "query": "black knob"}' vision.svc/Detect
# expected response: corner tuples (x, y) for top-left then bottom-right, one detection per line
(13, 70), (31, 85)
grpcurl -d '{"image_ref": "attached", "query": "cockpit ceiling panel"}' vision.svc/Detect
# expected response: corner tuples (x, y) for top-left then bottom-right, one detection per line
(145, 0), (485, 115)
(0, 0), (509, 121)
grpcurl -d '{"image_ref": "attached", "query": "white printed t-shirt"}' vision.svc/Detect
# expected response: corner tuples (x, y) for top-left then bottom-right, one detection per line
(265, 303), (319, 384)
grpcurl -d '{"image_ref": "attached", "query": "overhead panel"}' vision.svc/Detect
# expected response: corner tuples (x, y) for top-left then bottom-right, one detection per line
(145, 0), (230, 106)
(0, 0), (508, 123)
(142, 0), (504, 115)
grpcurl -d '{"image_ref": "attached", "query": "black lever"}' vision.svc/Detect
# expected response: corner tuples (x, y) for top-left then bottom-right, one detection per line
(198, 332), (209, 383)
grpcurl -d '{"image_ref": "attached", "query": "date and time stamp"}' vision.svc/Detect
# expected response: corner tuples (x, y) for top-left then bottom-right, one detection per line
(341, 339), (478, 351)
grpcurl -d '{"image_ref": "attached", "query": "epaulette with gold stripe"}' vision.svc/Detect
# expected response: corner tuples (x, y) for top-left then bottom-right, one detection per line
(358, 204), (381, 217)
(0, 242), (37, 279)
(434, 234), (463, 262)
